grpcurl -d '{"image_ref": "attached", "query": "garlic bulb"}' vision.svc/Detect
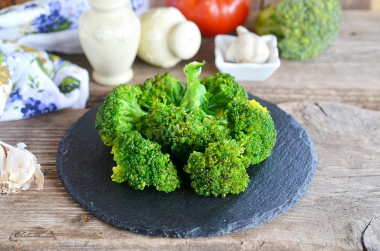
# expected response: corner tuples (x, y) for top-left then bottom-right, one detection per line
(0, 141), (44, 194)
(225, 26), (270, 64)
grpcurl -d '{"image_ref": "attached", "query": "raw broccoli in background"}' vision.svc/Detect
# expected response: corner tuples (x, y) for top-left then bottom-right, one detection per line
(255, 0), (342, 60)
(95, 61), (277, 197)
(95, 85), (147, 146)
(111, 131), (180, 192)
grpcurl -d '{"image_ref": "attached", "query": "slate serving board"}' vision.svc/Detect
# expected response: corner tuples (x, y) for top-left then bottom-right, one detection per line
(56, 95), (318, 238)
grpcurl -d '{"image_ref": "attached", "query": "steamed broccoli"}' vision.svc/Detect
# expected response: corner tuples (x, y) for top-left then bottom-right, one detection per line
(95, 61), (277, 197)
(111, 131), (180, 192)
(95, 85), (147, 146)
(184, 140), (250, 198)
(139, 72), (186, 110)
(141, 61), (230, 157)
(255, 0), (341, 60)
(224, 100), (277, 165)
(201, 72), (248, 117)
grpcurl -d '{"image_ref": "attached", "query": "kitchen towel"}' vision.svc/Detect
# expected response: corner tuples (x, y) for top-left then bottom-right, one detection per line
(0, 0), (150, 54)
(0, 40), (89, 121)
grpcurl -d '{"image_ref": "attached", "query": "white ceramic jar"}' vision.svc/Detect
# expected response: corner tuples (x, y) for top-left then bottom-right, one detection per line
(79, 0), (141, 86)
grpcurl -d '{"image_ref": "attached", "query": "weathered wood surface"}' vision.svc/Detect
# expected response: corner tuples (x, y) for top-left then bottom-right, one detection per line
(63, 11), (380, 111)
(0, 101), (379, 250)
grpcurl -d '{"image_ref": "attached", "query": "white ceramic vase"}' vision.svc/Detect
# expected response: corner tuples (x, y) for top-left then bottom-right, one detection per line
(79, 0), (141, 86)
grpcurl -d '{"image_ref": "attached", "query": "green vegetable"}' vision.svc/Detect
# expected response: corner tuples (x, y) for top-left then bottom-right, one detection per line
(141, 102), (229, 158)
(95, 61), (277, 197)
(255, 0), (341, 60)
(95, 84), (147, 146)
(111, 131), (180, 192)
(201, 72), (248, 117)
(224, 100), (277, 165)
(139, 72), (186, 110)
(184, 140), (250, 198)
(141, 61), (230, 157)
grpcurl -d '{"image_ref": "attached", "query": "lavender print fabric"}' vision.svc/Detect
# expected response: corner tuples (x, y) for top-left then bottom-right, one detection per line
(0, 0), (149, 54)
(0, 40), (89, 121)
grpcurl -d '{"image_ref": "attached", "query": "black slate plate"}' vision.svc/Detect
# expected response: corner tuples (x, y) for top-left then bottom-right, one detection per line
(56, 95), (317, 238)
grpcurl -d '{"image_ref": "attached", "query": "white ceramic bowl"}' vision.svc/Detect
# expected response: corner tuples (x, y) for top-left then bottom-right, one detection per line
(214, 34), (280, 81)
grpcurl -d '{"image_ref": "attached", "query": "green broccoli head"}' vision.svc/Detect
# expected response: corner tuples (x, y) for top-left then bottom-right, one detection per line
(255, 0), (341, 60)
(224, 100), (276, 165)
(95, 84), (147, 146)
(184, 140), (250, 198)
(139, 72), (186, 110)
(201, 72), (248, 117)
(141, 61), (231, 158)
(111, 130), (180, 192)
(141, 102), (230, 158)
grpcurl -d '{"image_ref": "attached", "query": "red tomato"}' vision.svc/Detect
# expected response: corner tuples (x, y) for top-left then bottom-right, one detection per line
(167, 0), (251, 37)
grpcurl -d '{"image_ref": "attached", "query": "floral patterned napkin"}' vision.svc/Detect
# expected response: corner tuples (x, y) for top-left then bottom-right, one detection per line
(0, 0), (150, 54)
(0, 0), (90, 54)
(0, 40), (89, 121)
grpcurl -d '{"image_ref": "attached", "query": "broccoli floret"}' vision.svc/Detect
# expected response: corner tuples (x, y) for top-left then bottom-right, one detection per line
(141, 61), (230, 158)
(255, 0), (341, 60)
(224, 100), (276, 165)
(201, 72), (248, 118)
(95, 84), (147, 146)
(111, 131), (180, 192)
(184, 140), (250, 198)
(139, 72), (186, 110)
(141, 102), (229, 157)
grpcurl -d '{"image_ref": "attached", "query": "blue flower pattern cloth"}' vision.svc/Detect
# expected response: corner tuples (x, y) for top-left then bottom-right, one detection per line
(0, 40), (89, 121)
(0, 0), (149, 54)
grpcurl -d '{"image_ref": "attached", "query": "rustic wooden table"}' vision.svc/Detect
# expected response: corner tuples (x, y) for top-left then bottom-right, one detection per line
(1, 10), (379, 250)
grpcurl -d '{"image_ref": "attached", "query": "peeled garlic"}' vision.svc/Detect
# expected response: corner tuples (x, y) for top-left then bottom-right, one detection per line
(0, 141), (44, 194)
(225, 26), (270, 64)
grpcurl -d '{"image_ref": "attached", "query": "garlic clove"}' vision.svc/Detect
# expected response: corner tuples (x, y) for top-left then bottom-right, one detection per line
(225, 26), (270, 64)
(0, 141), (44, 194)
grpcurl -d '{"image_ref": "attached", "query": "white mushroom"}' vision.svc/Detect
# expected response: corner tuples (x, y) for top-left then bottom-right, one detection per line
(225, 26), (270, 64)
(138, 7), (201, 68)
(0, 141), (44, 194)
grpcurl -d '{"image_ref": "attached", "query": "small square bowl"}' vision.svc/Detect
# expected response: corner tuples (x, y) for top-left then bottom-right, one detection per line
(214, 34), (280, 81)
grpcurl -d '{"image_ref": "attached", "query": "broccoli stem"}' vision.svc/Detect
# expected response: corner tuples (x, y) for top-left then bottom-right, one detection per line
(180, 61), (207, 112)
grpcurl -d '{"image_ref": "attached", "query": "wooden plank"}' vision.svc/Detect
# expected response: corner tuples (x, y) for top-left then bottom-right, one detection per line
(0, 100), (379, 250)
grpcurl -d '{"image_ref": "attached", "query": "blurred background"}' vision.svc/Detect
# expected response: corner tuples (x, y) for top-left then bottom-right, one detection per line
(1, 0), (379, 10)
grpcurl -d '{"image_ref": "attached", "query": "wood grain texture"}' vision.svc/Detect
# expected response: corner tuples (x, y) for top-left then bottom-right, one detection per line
(0, 101), (379, 250)
(64, 11), (380, 112)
